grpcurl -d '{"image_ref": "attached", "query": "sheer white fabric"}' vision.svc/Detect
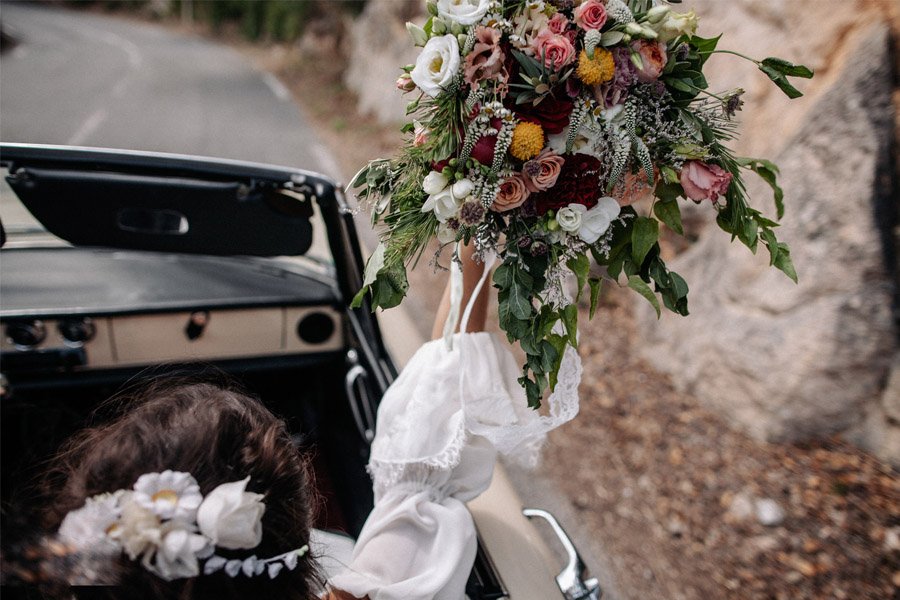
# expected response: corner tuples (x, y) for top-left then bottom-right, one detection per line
(330, 332), (582, 600)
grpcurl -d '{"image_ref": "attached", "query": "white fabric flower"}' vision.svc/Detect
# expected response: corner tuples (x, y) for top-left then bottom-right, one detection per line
(437, 0), (492, 26)
(114, 494), (164, 561)
(58, 492), (122, 548)
(556, 205), (583, 233)
(422, 171), (449, 195)
(143, 527), (210, 581)
(421, 177), (474, 223)
(133, 470), (203, 522)
(411, 34), (460, 98)
(196, 476), (265, 550)
(577, 197), (621, 243)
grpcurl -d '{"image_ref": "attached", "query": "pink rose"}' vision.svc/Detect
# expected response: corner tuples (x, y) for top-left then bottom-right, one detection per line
(492, 174), (531, 212)
(548, 12), (569, 35)
(522, 149), (565, 193)
(632, 40), (668, 83)
(680, 161), (732, 202)
(413, 122), (429, 147)
(464, 26), (507, 89)
(574, 0), (608, 31)
(531, 30), (576, 70)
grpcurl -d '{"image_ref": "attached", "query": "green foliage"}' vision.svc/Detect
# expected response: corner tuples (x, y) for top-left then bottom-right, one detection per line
(758, 57), (814, 99)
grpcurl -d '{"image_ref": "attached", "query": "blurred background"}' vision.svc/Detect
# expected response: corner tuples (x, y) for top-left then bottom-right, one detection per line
(1, 0), (898, 598)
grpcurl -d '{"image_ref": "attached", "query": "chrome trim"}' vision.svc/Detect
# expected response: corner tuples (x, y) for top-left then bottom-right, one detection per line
(523, 508), (602, 600)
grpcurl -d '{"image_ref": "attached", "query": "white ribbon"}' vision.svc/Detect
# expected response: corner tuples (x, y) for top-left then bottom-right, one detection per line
(442, 245), (497, 349)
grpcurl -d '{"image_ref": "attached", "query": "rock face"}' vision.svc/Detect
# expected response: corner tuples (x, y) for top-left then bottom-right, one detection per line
(342, 0), (422, 124)
(636, 21), (898, 459)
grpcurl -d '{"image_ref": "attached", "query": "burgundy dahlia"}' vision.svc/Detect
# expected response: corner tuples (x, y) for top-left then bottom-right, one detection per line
(530, 153), (605, 214)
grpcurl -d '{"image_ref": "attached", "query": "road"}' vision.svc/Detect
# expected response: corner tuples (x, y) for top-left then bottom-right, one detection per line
(0, 1), (341, 178)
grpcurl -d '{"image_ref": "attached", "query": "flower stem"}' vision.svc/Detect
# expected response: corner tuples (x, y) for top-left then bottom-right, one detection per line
(707, 49), (760, 65)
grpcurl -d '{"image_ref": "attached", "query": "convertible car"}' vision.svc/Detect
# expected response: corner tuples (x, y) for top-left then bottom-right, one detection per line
(0, 143), (601, 600)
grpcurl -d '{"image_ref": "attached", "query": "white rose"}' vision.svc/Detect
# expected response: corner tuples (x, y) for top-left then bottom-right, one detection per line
(196, 477), (265, 550)
(411, 34), (460, 98)
(653, 10), (698, 43)
(556, 205), (583, 233)
(578, 197), (621, 243)
(423, 170), (450, 195)
(436, 0), (491, 26)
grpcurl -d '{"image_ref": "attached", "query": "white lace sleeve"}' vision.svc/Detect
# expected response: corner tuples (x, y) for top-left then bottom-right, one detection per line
(330, 332), (581, 600)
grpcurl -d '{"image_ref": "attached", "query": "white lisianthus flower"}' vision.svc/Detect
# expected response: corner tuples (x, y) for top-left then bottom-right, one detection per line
(58, 492), (123, 548)
(436, 0), (491, 26)
(143, 527), (210, 581)
(196, 477), (265, 550)
(556, 205), (584, 233)
(578, 197), (621, 243)
(411, 34), (460, 98)
(422, 170), (450, 195)
(421, 177), (474, 223)
(133, 470), (203, 523)
(652, 10), (699, 43)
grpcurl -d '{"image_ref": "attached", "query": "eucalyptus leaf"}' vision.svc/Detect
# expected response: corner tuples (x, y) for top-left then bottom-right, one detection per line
(567, 254), (590, 301)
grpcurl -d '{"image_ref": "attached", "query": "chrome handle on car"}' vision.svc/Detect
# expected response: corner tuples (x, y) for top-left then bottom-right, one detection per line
(523, 508), (602, 600)
(345, 350), (376, 443)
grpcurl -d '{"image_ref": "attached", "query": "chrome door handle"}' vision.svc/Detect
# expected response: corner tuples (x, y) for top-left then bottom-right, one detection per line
(523, 508), (602, 600)
(344, 351), (376, 443)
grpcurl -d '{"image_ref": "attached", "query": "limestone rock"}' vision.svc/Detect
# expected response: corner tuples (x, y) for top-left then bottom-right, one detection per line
(635, 23), (897, 448)
(343, 0), (423, 124)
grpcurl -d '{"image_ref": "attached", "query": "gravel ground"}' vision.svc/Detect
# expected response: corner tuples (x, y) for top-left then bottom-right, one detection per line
(247, 32), (900, 600)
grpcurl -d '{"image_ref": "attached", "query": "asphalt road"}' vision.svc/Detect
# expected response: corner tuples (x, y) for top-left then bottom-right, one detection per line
(0, 1), (341, 179)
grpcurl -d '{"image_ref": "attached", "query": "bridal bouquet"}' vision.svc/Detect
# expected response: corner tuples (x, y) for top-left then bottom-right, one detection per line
(351, 0), (812, 408)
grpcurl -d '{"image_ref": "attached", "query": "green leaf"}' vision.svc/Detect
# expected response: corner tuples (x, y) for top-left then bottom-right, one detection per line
(761, 229), (780, 265)
(350, 285), (369, 309)
(508, 281), (532, 320)
(566, 254), (590, 301)
(588, 277), (603, 319)
(773, 242), (798, 283)
(689, 34), (721, 66)
(759, 64), (803, 99)
(547, 333), (567, 390)
(561, 303), (578, 348)
(370, 265), (408, 310)
(760, 57), (814, 78)
(632, 217), (659, 266)
(654, 199), (684, 235)
(628, 275), (661, 318)
(737, 157), (785, 219)
(493, 263), (513, 289)
(600, 30), (625, 46)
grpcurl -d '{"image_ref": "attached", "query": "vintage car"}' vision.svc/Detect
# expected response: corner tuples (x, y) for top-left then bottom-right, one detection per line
(0, 143), (601, 600)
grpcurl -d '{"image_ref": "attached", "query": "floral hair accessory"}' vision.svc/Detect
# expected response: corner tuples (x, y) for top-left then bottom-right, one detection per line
(57, 470), (308, 582)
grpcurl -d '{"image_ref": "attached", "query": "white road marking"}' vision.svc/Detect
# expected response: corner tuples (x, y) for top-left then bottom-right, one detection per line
(262, 72), (291, 102)
(67, 108), (107, 145)
(96, 30), (143, 69)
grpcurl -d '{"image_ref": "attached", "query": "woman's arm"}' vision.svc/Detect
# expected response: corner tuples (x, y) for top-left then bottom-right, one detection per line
(431, 243), (490, 339)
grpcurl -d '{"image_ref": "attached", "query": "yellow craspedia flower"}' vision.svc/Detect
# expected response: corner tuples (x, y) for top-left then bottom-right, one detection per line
(510, 121), (544, 161)
(576, 48), (615, 86)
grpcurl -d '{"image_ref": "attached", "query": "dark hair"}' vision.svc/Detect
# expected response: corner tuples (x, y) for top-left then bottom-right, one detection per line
(27, 379), (323, 599)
